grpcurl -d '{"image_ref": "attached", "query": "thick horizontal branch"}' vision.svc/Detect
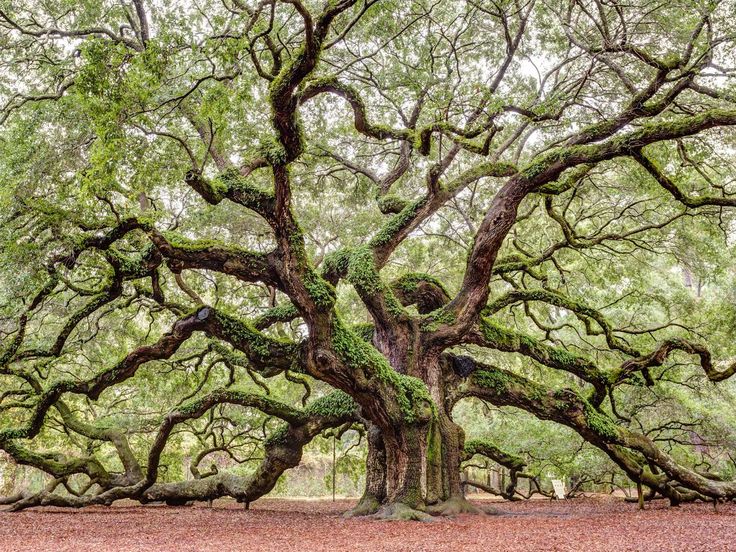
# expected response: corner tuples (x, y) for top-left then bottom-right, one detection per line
(615, 338), (736, 384)
(148, 230), (281, 288)
(451, 357), (736, 501)
(439, 108), (736, 345)
(632, 150), (736, 208)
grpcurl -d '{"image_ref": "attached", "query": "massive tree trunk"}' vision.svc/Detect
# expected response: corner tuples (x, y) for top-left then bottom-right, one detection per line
(346, 422), (386, 516)
(419, 354), (478, 514)
(347, 331), (476, 518)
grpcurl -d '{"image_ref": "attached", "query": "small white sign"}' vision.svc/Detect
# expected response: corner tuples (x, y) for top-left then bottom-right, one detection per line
(551, 479), (565, 499)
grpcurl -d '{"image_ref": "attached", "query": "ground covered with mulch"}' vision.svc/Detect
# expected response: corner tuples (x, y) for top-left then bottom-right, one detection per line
(1, 496), (734, 551)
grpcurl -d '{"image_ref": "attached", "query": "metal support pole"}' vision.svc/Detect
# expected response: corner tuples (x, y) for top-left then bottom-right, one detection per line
(332, 433), (336, 502)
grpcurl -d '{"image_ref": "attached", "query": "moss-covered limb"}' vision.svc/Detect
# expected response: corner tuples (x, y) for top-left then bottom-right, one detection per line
(535, 164), (593, 195)
(0, 307), (213, 448)
(318, 165), (516, 297)
(632, 149), (736, 208)
(344, 245), (384, 296)
(166, 388), (310, 428)
(7, 390), (358, 511)
(263, 164), (336, 324)
(468, 317), (609, 401)
(439, 108), (736, 348)
(144, 392), (354, 505)
(319, 246), (352, 285)
(253, 302), (300, 330)
(447, 357), (623, 444)
(300, 75), (505, 163)
(53, 400), (143, 482)
(214, 168), (278, 219)
(369, 196), (429, 252)
(463, 439), (526, 472)
(347, 323), (372, 343)
(485, 288), (639, 357)
(462, 439), (528, 501)
(368, 161), (518, 267)
(377, 194), (410, 214)
(295, 268), (334, 309)
(145, 389), (356, 497)
(205, 309), (300, 373)
(299, 78), (413, 141)
(442, 161), (519, 195)
(454, 359), (736, 501)
(187, 447), (223, 480)
(3, 478), (153, 511)
(391, 273), (451, 315)
(182, 170), (228, 205)
(342, 245), (408, 324)
(463, 473), (552, 501)
(1, 439), (112, 487)
(44, 216), (151, 271)
(563, 60), (695, 149)
(147, 229), (281, 287)
(220, 167), (276, 215)
(105, 243), (163, 280)
(266, 2), (360, 163)
(322, 245), (408, 330)
(329, 318), (433, 424)
(146, 389), (355, 492)
(514, 109), (736, 187)
(614, 338), (736, 385)
(206, 342), (280, 385)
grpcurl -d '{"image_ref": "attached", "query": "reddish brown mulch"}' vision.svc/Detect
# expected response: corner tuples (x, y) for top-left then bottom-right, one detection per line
(1, 497), (734, 551)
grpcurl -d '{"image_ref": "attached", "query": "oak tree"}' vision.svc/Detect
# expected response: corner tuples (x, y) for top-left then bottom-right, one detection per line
(2, 0), (736, 518)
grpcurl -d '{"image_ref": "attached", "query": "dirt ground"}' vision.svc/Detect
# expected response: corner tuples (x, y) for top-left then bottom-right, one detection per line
(1, 496), (734, 552)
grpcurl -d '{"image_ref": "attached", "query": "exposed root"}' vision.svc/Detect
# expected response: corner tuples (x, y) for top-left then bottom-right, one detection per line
(426, 496), (485, 516)
(343, 495), (381, 518)
(371, 502), (433, 521)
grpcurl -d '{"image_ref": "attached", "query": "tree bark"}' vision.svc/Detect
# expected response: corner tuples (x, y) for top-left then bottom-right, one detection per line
(345, 422), (385, 517)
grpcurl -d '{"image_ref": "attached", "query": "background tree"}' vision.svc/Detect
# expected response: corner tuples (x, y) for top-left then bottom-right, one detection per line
(2, 0), (736, 518)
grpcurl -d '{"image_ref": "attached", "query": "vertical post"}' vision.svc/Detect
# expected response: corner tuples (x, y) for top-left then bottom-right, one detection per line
(637, 480), (644, 510)
(332, 433), (336, 502)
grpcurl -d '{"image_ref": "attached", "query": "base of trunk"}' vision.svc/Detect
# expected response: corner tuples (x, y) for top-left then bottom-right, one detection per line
(343, 494), (382, 517)
(426, 495), (485, 516)
(372, 502), (433, 521)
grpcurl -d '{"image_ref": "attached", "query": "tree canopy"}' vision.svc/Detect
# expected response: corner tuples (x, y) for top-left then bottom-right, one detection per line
(2, 0), (736, 518)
